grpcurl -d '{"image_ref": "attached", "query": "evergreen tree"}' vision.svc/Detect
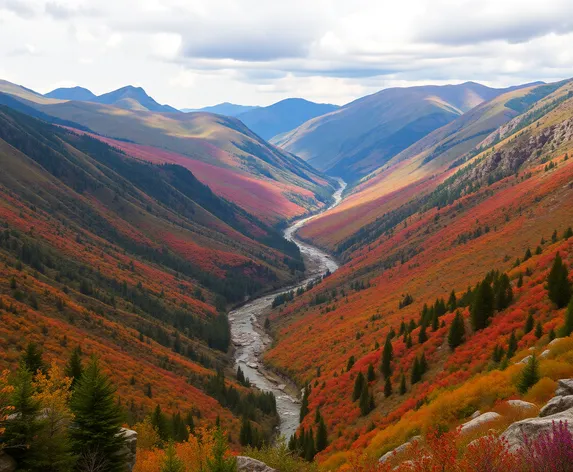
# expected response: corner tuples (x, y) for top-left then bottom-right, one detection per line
(161, 442), (185, 472)
(561, 297), (573, 337)
(494, 274), (513, 311)
(346, 356), (355, 371)
(352, 373), (365, 402)
(299, 385), (310, 421)
(316, 417), (328, 453)
(411, 358), (421, 385)
(70, 357), (126, 472)
(517, 273), (523, 288)
(206, 428), (236, 472)
(380, 337), (393, 378)
(367, 364), (375, 382)
(359, 385), (371, 416)
(492, 344), (505, 363)
(399, 320), (406, 335)
(471, 281), (495, 331)
(65, 346), (83, 387)
(448, 311), (465, 350)
(547, 253), (572, 308)
(431, 310), (439, 331)
(239, 416), (253, 447)
(399, 374), (407, 395)
(549, 328), (556, 341)
(448, 290), (457, 312)
(524, 248), (532, 261)
(524, 313), (534, 334)
(151, 405), (170, 442)
(517, 355), (540, 394)
(406, 334), (413, 349)
(384, 377), (392, 397)
(304, 429), (315, 461)
(552, 230), (558, 243)
(22, 342), (46, 375)
(506, 331), (518, 360)
(418, 325), (428, 344)
(535, 321), (543, 339)
(419, 353), (428, 375)
(171, 412), (188, 442)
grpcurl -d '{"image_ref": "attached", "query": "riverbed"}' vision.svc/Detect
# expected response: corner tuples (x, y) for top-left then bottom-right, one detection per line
(228, 179), (346, 440)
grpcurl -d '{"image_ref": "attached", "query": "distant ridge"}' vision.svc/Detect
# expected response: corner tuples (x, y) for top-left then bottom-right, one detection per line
(45, 86), (97, 101)
(182, 102), (259, 116)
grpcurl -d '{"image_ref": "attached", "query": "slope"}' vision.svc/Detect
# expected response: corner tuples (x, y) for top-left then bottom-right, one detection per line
(93, 85), (179, 113)
(45, 86), (97, 101)
(237, 98), (339, 140)
(182, 102), (259, 116)
(274, 82), (514, 181)
(263, 79), (573, 469)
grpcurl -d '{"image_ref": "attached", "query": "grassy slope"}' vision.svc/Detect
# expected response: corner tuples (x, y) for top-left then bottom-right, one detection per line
(264, 82), (573, 469)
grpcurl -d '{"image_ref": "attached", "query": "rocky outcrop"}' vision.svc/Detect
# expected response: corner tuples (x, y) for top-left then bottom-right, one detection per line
(0, 452), (16, 472)
(460, 412), (502, 434)
(119, 428), (138, 471)
(556, 379), (573, 396)
(379, 436), (422, 463)
(236, 456), (277, 472)
(539, 395), (573, 417)
(506, 399), (537, 413)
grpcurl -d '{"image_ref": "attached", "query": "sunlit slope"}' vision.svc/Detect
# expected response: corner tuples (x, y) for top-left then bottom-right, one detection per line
(274, 82), (510, 181)
(264, 82), (573, 469)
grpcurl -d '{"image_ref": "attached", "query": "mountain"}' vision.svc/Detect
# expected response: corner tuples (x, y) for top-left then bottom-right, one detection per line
(274, 82), (517, 181)
(92, 85), (179, 113)
(45, 86), (97, 101)
(182, 102), (259, 116)
(0, 79), (335, 224)
(264, 78), (573, 469)
(237, 98), (339, 140)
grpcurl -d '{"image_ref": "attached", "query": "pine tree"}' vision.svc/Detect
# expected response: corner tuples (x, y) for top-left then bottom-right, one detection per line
(517, 273), (523, 288)
(380, 337), (393, 378)
(22, 342), (46, 375)
(65, 345), (83, 387)
(431, 310), (439, 331)
(399, 374), (407, 395)
(411, 358), (421, 385)
(561, 297), (573, 337)
(367, 364), (375, 382)
(471, 281), (495, 330)
(304, 429), (315, 461)
(239, 416), (253, 447)
(359, 385), (370, 416)
(517, 355), (540, 394)
(552, 230), (558, 243)
(300, 385), (310, 421)
(316, 417), (328, 453)
(524, 313), (534, 334)
(161, 442), (185, 472)
(70, 357), (126, 472)
(506, 331), (518, 360)
(151, 405), (170, 442)
(418, 325), (428, 344)
(494, 274), (513, 310)
(535, 321), (543, 339)
(547, 253), (572, 308)
(352, 372), (365, 401)
(549, 328), (556, 341)
(206, 428), (236, 472)
(171, 412), (188, 442)
(384, 377), (392, 397)
(419, 353), (428, 375)
(346, 356), (355, 371)
(448, 290), (457, 312)
(448, 311), (466, 350)
(406, 334), (413, 348)
(524, 248), (532, 261)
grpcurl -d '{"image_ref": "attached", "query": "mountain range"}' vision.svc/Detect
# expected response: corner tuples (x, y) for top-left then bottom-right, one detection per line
(181, 102), (259, 116)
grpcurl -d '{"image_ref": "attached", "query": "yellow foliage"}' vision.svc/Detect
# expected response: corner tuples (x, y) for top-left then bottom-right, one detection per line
(524, 377), (558, 404)
(539, 359), (573, 380)
(133, 418), (161, 451)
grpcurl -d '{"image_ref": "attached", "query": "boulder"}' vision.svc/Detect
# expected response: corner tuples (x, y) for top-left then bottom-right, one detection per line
(470, 410), (482, 419)
(506, 400), (537, 413)
(0, 452), (16, 472)
(501, 405), (573, 450)
(518, 355), (533, 365)
(539, 395), (573, 417)
(118, 428), (138, 471)
(379, 436), (421, 463)
(556, 379), (573, 396)
(236, 456), (277, 472)
(460, 412), (502, 434)
(539, 349), (551, 359)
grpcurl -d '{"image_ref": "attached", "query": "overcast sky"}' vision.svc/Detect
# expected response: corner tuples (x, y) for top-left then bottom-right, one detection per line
(1, 0), (573, 109)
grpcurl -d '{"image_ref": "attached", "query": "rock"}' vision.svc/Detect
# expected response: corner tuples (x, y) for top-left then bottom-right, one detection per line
(501, 405), (573, 450)
(539, 395), (573, 417)
(548, 338), (561, 347)
(379, 436), (421, 463)
(539, 349), (551, 359)
(556, 379), (573, 396)
(118, 428), (138, 471)
(506, 400), (537, 413)
(0, 452), (16, 472)
(236, 456), (277, 472)
(460, 412), (502, 434)
(518, 355), (533, 364)
(470, 410), (482, 419)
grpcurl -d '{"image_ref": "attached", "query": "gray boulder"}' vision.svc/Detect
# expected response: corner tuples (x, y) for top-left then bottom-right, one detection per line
(379, 435), (422, 463)
(118, 428), (138, 471)
(506, 399), (537, 413)
(0, 452), (16, 472)
(460, 411), (502, 434)
(236, 456), (277, 472)
(556, 379), (573, 396)
(518, 355), (533, 365)
(539, 349), (551, 359)
(539, 395), (573, 417)
(470, 410), (482, 419)
(501, 405), (573, 450)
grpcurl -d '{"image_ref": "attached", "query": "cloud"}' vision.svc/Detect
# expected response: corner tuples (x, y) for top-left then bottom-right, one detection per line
(0, 0), (36, 18)
(44, 1), (101, 20)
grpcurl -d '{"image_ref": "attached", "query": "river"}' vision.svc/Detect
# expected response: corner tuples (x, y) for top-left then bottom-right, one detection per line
(228, 179), (346, 440)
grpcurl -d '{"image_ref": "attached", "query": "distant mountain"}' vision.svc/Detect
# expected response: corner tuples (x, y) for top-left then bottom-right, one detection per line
(182, 102), (259, 116)
(45, 86), (97, 101)
(236, 98), (340, 140)
(273, 82), (513, 181)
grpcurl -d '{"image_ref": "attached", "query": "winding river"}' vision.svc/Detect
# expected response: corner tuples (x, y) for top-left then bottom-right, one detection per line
(229, 179), (347, 440)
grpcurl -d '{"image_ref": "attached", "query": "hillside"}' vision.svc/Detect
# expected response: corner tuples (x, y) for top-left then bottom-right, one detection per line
(182, 102), (259, 116)
(237, 98), (339, 140)
(45, 86), (97, 101)
(274, 82), (521, 181)
(263, 79), (573, 469)
(0, 104), (309, 446)
(1, 79), (336, 223)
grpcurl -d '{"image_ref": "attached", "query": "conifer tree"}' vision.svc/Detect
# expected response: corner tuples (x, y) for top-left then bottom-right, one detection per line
(418, 325), (428, 344)
(161, 442), (185, 472)
(384, 377), (392, 397)
(406, 334), (413, 349)
(419, 353), (428, 375)
(352, 373), (365, 402)
(346, 356), (355, 371)
(151, 405), (170, 442)
(549, 328), (556, 341)
(494, 274), (513, 311)
(524, 248), (532, 261)
(561, 297), (573, 337)
(239, 416), (253, 447)
(471, 281), (495, 330)
(304, 429), (315, 461)
(359, 385), (370, 416)
(65, 346), (83, 387)
(300, 385), (310, 421)
(535, 321), (543, 339)
(70, 357), (126, 472)
(399, 374), (407, 395)
(367, 364), (375, 382)
(448, 311), (466, 350)
(316, 417), (328, 453)
(380, 337), (393, 378)
(492, 344), (505, 363)
(517, 355), (540, 394)
(524, 313), (534, 334)
(207, 428), (236, 472)
(431, 310), (439, 331)
(506, 331), (518, 360)
(517, 273), (523, 288)
(171, 412), (188, 442)
(22, 342), (46, 375)
(448, 290), (457, 312)
(411, 358), (421, 385)
(547, 253), (571, 308)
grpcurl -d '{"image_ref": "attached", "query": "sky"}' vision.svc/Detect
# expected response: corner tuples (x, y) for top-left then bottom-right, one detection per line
(1, 0), (573, 109)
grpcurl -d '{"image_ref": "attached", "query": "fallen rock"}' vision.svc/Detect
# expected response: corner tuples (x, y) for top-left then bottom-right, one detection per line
(556, 379), (573, 396)
(506, 400), (537, 413)
(379, 436), (421, 463)
(0, 452), (16, 472)
(460, 412), (502, 434)
(539, 395), (573, 417)
(501, 405), (573, 450)
(236, 456), (277, 472)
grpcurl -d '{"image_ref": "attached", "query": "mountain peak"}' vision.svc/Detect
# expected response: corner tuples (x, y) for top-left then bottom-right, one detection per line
(45, 86), (97, 101)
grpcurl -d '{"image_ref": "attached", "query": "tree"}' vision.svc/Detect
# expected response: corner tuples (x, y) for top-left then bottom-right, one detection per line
(21, 342), (46, 375)
(506, 331), (518, 360)
(419, 353), (428, 375)
(547, 253), (571, 308)
(300, 385), (310, 421)
(70, 357), (126, 472)
(561, 297), (573, 337)
(352, 373), (365, 402)
(239, 416), (253, 447)
(399, 374), (407, 395)
(161, 442), (185, 472)
(346, 356), (355, 372)
(304, 429), (315, 461)
(367, 364), (375, 382)
(494, 274), (513, 311)
(359, 385), (371, 416)
(517, 355), (540, 394)
(418, 325), (428, 344)
(524, 313), (534, 334)
(206, 428), (236, 472)
(151, 405), (170, 442)
(316, 417), (328, 453)
(448, 311), (466, 350)
(65, 346), (83, 388)
(411, 358), (421, 385)
(380, 337), (393, 378)
(448, 290), (457, 312)
(133, 418), (160, 450)
(384, 377), (392, 397)
(535, 321), (543, 339)
(471, 281), (495, 330)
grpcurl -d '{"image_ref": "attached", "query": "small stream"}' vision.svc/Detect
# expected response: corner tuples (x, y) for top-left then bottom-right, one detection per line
(229, 179), (346, 440)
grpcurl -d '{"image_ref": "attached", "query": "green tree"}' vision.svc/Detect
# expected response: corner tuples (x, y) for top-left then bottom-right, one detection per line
(359, 385), (371, 416)
(411, 358), (421, 385)
(352, 373), (365, 402)
(547, 253), (571, 308)
(161, 442), (185, 472)
(70, 357), (126, 472)
(304, 429), (315, 461)
(535, 321), (543, 339)
(524, 313), (534, 334)
(447, 290), (457, 312)
(494, 274), (513, 311)
(448, 311), (466, 350)
(206, 428), (236, 472)
(517, 355), (540, 394)
(399, 374), (407, 395)
(299, 385), (310, 422)
(239, 416), (253, 447)
(380, 337), (393, 378)
(418, 325), (428, 344)
(151, 405), (170, 442)
(21, 342), (46, 375)
(65, 346), (83, 387)
(316, 417), (328, 453)
(561, 297), (573, 337)
(367, 364), (375, 382)
(471, 281), (495, 330)
(384, 377), (392, 397)
(506, 330), (518, 360)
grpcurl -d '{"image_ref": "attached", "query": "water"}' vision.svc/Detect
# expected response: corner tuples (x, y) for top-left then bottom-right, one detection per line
(229, 179), (346, 440)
